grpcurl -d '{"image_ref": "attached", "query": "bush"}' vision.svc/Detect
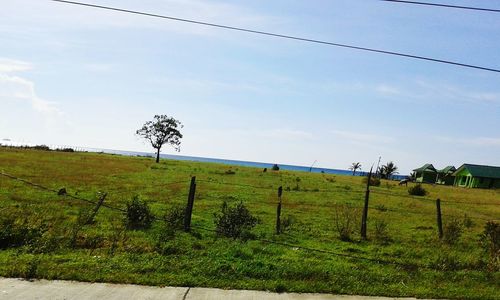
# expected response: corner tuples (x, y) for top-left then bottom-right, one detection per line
(124, 196), (154, 230)
(362, 176), (380, 187)
(0, 216), (46, 249)
(163, 205), (186, 235)
(214, 201), (258, 239)
(271, 164), (280, 171)
(280, 215), (296, 232)
(374, 220), (391, 244)
(479, 221), (500, 271)
(224, 169), (236, 175)
(408, 184), (427, 196)
(443, 219), (463, 245)
(334, 204), (359, 241)
(56, 148), (75, 152)
(32, 145), (50, 151)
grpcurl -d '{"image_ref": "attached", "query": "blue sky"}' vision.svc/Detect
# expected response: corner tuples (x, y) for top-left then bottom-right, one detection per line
(1, 0), (499, 174)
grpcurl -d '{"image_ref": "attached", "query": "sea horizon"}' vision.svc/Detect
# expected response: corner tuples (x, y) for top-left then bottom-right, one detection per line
(0, 140), (407, 179)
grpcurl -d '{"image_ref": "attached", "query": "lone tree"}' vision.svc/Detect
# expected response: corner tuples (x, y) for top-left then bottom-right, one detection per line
(349, 162), (362, 176)
(136, 115), (183, 163)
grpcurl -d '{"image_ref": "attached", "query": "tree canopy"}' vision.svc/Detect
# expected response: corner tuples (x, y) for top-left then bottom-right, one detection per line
(136, 115), (183, 163)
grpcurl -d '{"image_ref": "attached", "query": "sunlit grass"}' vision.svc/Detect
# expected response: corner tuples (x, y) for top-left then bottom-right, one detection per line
(0, 147), (499, 299)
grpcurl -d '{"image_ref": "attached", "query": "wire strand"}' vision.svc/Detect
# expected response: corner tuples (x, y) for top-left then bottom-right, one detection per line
(48, 0), (500, 74)
(380, 0), (500, 13)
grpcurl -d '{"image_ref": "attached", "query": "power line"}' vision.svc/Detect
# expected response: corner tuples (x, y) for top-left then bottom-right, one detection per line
(48, 0), (500, 74)
(380, 0), (500, 13)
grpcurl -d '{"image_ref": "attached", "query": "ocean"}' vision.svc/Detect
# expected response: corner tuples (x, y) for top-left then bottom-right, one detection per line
(1, 141), (406, 179)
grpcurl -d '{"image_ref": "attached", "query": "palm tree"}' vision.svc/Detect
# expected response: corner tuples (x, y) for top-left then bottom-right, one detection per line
(349, 162), (362, 176)
(380, 161), (398, 179)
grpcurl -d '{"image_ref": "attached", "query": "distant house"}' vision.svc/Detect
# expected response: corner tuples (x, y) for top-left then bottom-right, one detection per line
(453, 164), (500, 189)
(436, 166), (456, 185)
(413, 164), (438, 183)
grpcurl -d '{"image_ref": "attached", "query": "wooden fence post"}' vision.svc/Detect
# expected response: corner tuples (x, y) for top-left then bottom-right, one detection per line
(276, 186), (283, 234)
(436, 198), (443, 239)
(361, 167), (373, 240)
(85, 192), (107, 225)
(184, 176), (196, 232)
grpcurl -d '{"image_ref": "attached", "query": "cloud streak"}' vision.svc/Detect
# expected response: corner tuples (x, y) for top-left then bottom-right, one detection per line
(0, 58), (62, 117)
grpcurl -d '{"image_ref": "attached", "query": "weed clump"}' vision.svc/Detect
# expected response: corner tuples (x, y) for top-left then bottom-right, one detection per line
(362, 176), (380, 187)
(479, 221), (500, 271)
(124, 196), (154, 230)
(214, 201), (257, 240)
(272, 164), (280, 171)
(334, 204), (359, 241)
(374, 220), (391, 244)
(443, 219), (463, 245)
(408, 184), (428, 196)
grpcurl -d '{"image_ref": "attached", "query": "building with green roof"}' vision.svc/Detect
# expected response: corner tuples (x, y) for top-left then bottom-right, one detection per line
(413, 164), (437, 184)
(436, 166), (456, 185)
(452, 164), (500, 189)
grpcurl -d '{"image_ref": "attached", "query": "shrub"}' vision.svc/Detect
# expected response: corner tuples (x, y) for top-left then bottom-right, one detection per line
(224, 169), (236, 175)
(479, 221), (500, 271)
(33, 145), (50, 151)
(271, 164), (280, 171)
(408, 184), (427, 196)
(362, 176), (380, 187)
(334, 204), (359, 241)
(443, 219), (463, 245)
(462, 214), (475, 229)
(163, 205), (186, 236)
(56, 148), (75, 152)
(280, 215), (296, 232)
(214, 201), (258, 239)
(374, 220), (391, 244)
(124, 196), (154, 230)
(0, 216), (46, 249)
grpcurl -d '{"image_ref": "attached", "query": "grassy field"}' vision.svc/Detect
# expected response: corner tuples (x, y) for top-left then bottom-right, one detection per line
(0, 147), (499, 299)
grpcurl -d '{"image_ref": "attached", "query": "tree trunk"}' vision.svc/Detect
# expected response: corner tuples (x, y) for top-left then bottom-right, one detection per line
(155, 148), (160, 163)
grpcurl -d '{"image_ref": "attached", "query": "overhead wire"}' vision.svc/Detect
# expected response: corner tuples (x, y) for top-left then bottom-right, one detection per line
(47, 0), (500, 74)
(380, 0), (500, 13)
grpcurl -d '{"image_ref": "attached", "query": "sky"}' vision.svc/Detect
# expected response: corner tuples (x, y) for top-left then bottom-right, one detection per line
(1, 0), (499, 174)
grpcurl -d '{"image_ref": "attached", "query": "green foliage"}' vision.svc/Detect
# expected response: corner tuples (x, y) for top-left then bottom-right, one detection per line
(375, 204), (387, 212)
(214, 201), (257, 239)
(124, 196), (154, 230)
(280, 215), (296, 232)
(408, 184), (428, 196)
(479, 221), (500, 271)
(443, 219), (463, 245)
(334, 204), (359, 241)
(374, 220), (391, 244)
(271, 164), (280, 171)
(0, 216), (46, 249)
(224, 169), (236, 175)
(33, 145), (50, 151)
(362, 176), (380, 187)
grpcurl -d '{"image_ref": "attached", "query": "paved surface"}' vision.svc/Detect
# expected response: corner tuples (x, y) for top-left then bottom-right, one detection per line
(0, 278), (421, 300)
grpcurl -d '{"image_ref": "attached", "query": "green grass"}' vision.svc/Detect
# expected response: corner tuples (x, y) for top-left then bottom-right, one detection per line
(0, 147), (499, 299)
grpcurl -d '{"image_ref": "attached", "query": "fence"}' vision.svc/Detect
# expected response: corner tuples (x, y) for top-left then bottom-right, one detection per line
(0, 170), (498, 271)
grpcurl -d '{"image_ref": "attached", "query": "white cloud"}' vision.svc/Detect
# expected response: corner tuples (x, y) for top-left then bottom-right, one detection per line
(434, 136), (500, 147)
(375, 84), (401, 96)
(0, 58), (62, 117)
(373, 79), (500, 105)
(331, 129), (395, 144)
(0, 58), (32, 73)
